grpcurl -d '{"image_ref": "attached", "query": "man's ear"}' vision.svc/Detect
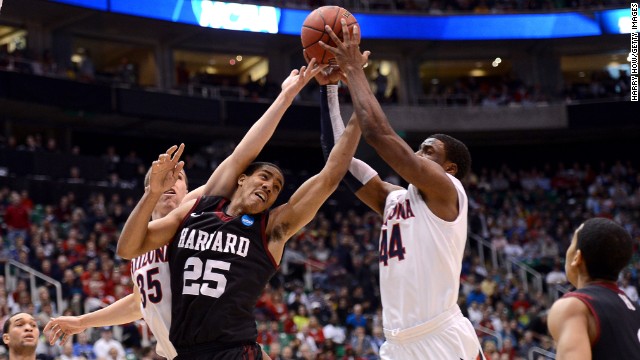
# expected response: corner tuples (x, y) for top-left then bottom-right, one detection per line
(445, 162), (458, 176)
(237, 174), (247, 186)
(571, 249), (583, 268)
(3, 333), (10, 345)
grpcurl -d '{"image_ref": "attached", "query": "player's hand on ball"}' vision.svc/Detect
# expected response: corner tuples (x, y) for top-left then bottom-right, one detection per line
(314, 66), (345, 86)
(281, 58), (327, 96)
(319, 19), (370, 71)
(148, 143), (185, 195)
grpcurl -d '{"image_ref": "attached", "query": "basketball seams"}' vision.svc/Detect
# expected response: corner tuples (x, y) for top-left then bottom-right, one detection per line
(300, 6), (357, 65)
(301, 27), (325, 50)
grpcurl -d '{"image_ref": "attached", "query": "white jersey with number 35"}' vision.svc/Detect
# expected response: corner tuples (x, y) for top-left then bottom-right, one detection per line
(131, 245), (177, 359)
(379, 174), (468, 332)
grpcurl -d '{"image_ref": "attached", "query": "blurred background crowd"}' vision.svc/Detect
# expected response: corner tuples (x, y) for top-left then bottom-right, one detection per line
(0, 133), (637, 360)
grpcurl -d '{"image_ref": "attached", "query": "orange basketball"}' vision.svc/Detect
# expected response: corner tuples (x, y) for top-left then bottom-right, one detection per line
(300, 6), (358, 65)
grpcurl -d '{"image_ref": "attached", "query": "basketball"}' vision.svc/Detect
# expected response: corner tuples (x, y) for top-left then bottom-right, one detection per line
(301, 6), (358, 65)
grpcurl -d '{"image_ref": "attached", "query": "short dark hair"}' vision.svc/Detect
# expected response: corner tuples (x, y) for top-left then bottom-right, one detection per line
(144, 167), (188, 189)
(3, 312), (29, 335)
(577, 217), (632, 281)
(243, 162), (284, 182)
(429, 134), (471, 181)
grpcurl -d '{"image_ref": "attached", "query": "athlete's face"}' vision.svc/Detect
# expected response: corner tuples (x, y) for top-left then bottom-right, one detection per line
(3, 313), (39, 352)
(565, 223), (584, 287)
(416, 138), (447, 166)
(237, 166), (284, 213)
(154, 170), (188, 218)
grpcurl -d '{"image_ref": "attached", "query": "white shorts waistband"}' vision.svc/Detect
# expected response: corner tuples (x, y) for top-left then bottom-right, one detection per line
(383, 305), (462, 344)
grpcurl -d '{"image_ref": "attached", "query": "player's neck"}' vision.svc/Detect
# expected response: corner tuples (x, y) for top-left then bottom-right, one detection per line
(9, 349), (36, 360)
(225, 196), (246, 217)
(224, 202), (243, 217)
(578, 274), (616, 289)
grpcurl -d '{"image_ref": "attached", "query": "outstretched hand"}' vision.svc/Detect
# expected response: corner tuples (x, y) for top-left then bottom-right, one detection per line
(148, 144), (185, 195)
(318, 20), (370, 72)
(44, 317), (86, 346)
(281, 58), (328, 96)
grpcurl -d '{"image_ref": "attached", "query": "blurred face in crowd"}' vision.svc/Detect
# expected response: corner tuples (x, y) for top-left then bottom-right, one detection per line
(3, 313), (39, 355)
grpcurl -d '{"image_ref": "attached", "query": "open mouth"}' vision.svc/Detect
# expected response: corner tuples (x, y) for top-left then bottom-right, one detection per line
(163, 189), (176, 195)
(254, 192), (266, 202)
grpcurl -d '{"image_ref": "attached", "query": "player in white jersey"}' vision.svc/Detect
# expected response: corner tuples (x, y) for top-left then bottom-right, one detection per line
(44, 161), (192, 359)
(317, 22), (482, 359)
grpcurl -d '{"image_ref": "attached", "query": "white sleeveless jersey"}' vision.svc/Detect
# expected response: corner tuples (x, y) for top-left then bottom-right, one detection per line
(131, 245), (177, 359)
(379, 174), (468, 332)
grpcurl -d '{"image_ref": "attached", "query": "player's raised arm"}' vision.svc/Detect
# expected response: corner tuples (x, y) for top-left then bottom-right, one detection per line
(320, 21), (459, 218)
(266, 114), (361, 261)
(317, 71), (400, 215)
(117, 145), (189, 259)
(184, 60), (326, 203)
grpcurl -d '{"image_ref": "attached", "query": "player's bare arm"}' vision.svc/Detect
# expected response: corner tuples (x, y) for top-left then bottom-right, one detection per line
(266, 118), (361, 263)
(352, 177), (399, 215)
(191, 60), (327, 200)
(548, 297), (594, 360)
(117, 145), (186, 259)
(321, 21), (458, 220)
(44, 291), (142, 346)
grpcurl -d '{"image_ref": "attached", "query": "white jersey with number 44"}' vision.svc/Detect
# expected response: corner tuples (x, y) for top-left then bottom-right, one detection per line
(379, 174), (468, 332)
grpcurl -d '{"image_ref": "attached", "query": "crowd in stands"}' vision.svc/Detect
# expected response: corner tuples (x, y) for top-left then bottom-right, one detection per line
(0, 133), (638, 360)
(1, 41), (632, 107)
(420, 70), (633, 107)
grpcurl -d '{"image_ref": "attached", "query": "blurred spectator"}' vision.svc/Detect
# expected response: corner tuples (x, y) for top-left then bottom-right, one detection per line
(345, 304), (367, 331)
(545, 263), (567, 287)
(73, 331), (95, 359)
(347, 326), (377, 360)
(5, 191), (31, 242)
(322, 314), (346, 345)
(92, 327), (125, 359)
(620, 277), (639, 304)
(57, 340), (82, 360)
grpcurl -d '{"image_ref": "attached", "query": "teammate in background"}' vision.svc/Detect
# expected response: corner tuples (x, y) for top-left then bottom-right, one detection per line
(3, 312), (38, 360)
(116, 58), (363, 359)
(318, 22), (481, 359)
(44, 164), (191, 359)
(548, 218), (640, 359)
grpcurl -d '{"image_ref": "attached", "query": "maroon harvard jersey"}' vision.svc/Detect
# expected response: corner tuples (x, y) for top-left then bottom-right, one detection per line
(563, 282), (640, 359)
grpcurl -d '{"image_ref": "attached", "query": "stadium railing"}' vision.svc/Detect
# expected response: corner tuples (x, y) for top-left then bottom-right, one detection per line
(2, 258), (64, 317)
(528, 346), (556, 360)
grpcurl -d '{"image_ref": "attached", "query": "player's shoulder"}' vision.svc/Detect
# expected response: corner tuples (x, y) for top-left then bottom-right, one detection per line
(550, 295), (591, 321)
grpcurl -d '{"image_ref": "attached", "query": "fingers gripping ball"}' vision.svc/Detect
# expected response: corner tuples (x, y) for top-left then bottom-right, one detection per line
(301, 6), (358, 65)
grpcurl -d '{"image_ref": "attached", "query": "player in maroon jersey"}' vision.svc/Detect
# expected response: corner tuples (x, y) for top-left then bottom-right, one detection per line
(548, 217), (640, 359)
